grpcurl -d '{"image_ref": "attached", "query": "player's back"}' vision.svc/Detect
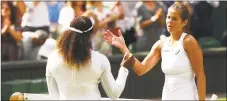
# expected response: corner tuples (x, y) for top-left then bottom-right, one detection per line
(46, 50), (107, 100)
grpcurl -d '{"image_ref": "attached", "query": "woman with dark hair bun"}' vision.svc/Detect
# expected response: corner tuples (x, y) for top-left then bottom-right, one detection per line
(46, 16), (129, 100)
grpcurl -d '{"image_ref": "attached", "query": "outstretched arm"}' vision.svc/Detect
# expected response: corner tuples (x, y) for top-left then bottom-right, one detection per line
(104, 30), (162, 76)
(131, 40), (162, 76)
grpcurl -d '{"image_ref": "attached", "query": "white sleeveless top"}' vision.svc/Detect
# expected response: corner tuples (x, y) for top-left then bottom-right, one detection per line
(46, 50), (129, 100)
(161, 33), (198, 100)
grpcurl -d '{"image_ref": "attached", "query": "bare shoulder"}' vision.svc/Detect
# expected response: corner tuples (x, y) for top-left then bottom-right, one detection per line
(183, 34), (201, 51)
(152, 39), (165, 52)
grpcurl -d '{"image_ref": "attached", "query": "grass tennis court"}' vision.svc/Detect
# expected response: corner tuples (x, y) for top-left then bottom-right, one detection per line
(9, 92), (226, 100)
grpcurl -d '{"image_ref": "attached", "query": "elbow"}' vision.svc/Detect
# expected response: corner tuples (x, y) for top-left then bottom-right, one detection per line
(133, 68), (145, 76)
(107, 90), (121, 100)
(137, 74), (143, 76)
(137, 73), (143, 76)
(15, 34), (22, 43)
(109, 94), (120, 100)
(107, 87), (124, 100)
(136, 71), (144, 76)
(17, 36), (22, 42)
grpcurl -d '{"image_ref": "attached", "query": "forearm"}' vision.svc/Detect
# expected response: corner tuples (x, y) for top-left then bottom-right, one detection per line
(1, 26), (8, 34)
(92, 16), (99, 33)
(120, 52), (146, 76)
(140, 14), (161, 29)
(8, 28), (22, 43)
(132, 56), (160, 76)
(132, 58), (147, 76)
(98, 18), (110, 29)
(140, 19), (154, 29)
(121, 53), (157, 76)
(197, 75), (206, 100)
(101, 67), (129, 99)
(120, 46), (131, 55)
(120, 47), (160, 76)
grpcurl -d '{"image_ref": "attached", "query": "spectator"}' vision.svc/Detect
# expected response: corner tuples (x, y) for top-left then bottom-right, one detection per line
(12, 1), (26, 31)
(58, 1), (74, 33)
(190, 1), (220, 40)
(90, 1), (113, 55)
(47, 1), (64, 24)
(112, 1), (138, 47)
(1, 1), (22, 61)
(21, 1), (50, 60)
(23, 30), (49, 60)
(72, 1), (87, 16)
(135, 1), (165, 52)
(21, 1), (50, 33)
(58, 1), (88, 33)
(37, 37), (56, 60)
(47, 1), (64, 39)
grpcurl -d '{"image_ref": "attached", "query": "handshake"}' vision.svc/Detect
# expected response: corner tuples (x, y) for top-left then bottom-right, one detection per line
(120, 52), (136, 68)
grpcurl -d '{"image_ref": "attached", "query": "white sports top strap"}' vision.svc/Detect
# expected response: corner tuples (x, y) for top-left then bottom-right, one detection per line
(179, 33), (187, 44)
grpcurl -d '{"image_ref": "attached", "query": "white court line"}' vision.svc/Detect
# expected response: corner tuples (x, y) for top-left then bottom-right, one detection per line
(23, 93), (148, 100)
(23, 93), (218, 100)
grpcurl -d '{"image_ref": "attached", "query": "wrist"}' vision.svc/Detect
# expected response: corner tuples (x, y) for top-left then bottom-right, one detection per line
(120, 46), (129, 54)
(150, 15), (158, 22)
(7, 27), (13, 33)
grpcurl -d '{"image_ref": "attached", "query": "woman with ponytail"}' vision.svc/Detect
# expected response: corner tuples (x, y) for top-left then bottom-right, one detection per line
(104, 2), (206, 100)
(46, 16), (129, 100)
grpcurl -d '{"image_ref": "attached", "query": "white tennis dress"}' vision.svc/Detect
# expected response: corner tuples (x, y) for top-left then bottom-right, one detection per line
(161, 33), (199, 100)
(46, 50), (129, 100)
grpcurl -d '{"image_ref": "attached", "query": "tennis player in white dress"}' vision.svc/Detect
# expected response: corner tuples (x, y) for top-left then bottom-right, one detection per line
(161, 33), (198, 100)
(46, 16), (129, 100)
(104, 2), (206, 100)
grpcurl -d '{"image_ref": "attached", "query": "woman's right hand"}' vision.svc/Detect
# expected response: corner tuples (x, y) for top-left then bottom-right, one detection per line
(104, 29), (127, 51)
(120, 52), (135, 68)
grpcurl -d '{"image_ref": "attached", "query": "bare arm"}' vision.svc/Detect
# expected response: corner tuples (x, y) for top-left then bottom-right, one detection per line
(15, 1), (27, 15)
(1, 19), (22, 43)
(140, 8), (163, 29)
(184, 35), (206, 100)
(8, 26), (22, 43)
(98, 14), (119, 29)
(1, 26), (8, 35)
(98, 2), (124, 29)
(82, 10), (98, 33)
(82, 10), (116, 31)
(122, 40), (162, 76)
(104, 29), (162, 76)
(111, 2), (124, 20)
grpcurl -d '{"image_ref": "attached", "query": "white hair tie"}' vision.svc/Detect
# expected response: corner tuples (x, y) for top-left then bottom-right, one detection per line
(69, 27), (83, 33)
(69, 24), (93, 34)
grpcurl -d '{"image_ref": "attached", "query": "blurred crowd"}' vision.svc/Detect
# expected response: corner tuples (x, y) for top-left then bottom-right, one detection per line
(1, 1), (226, 62)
